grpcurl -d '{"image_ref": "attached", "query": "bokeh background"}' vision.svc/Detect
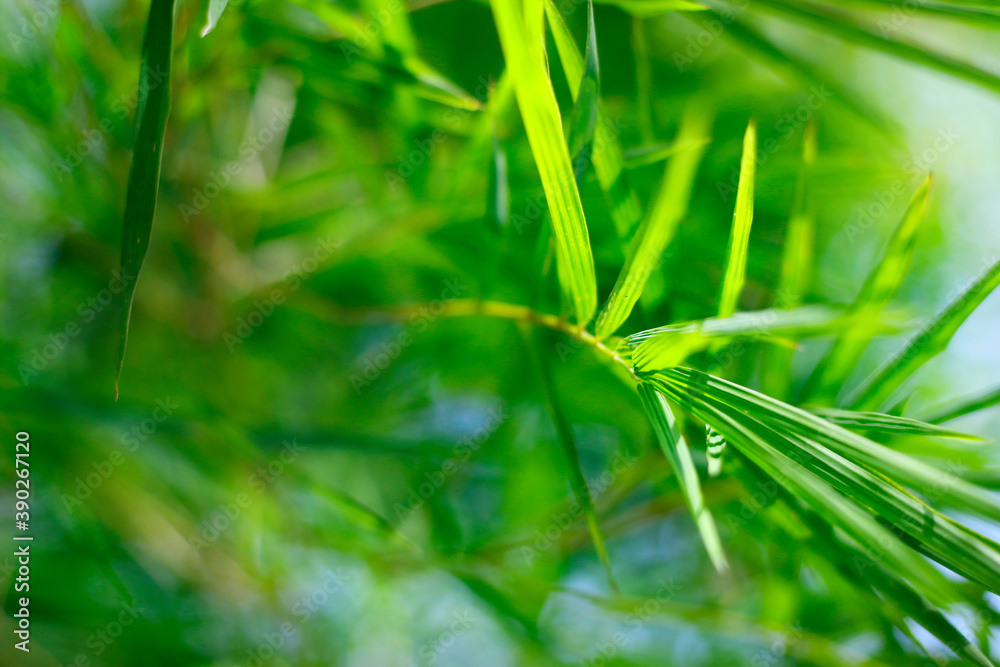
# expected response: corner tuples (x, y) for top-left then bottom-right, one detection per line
(3, 0), (1000, 665)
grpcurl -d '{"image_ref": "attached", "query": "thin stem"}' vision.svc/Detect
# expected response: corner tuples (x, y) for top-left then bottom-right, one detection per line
(318, 297), (638, 379)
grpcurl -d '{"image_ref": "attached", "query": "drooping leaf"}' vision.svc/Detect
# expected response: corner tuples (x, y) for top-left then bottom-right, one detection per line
(802, 175), (932, 404)
(848, 257), (1000, 411)
(546, 1), (643, 239)
(657, 379), (952, 600)
(650, 367), (1000, 593)
(808, 407), (985, 440)
(637, 382), (728, 572)
(717, 120), (757, 319)
(491, 0), (598, 325)
(116, 0), (177, 397)
(595, 104), (712, 339)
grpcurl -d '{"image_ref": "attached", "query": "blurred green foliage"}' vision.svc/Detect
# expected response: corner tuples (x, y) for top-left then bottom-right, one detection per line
(4, 0), (1000, 666)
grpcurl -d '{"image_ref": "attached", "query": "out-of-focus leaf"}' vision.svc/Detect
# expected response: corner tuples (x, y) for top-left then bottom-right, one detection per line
(565, 0), (600, 187)
(595, 105), (712, 339)
(488, 131), (510, 231)
(717, 120), (757, 319)
(116, 0), (177, 397)
(623, 138), (711, 168)
(923, 384), (1000, 424)
(762, 123), (817, 399)
(848, 257), (1000, 411)
(802, 176), (931, 404)
(808, 407), (985, 440)
(637, 382), (728, 572)
(546, 1), (643, 239)
(752, 0), (1000, 96)
(491, 0), (598, 325)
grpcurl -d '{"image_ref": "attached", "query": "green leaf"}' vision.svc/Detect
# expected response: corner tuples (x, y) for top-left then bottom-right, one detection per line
(595, 104), (713, 339)
(847, 257), (1000, 411)
(922, 384), (1000, 424)
(116, 0), (177, 398)
(491, 0), (598, 325)
(565, 0), (600, 188)
(802, 175), (932, 404)
(717, 120), (757, 319)
(752, 0), (1000, 96)
(807, 407), (985, 440)
(201, 0), (229, 36)
(546, 0), (643, 239)
(623, 138), (711, 169)
(637, 382), (728, 572)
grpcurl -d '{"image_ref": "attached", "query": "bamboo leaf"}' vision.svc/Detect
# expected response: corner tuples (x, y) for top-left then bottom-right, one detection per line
(546, 1), (643, 239)
(491, 0), (598, 325)
(595, 105), (712, 339)
(848, 257), (1000, 411)
(718, 120), (757, 319)
(802, 175), (932, 404)
(808, 407), (985, 440)
(116, 0), (177, 398)
(637, 382), (728, 572)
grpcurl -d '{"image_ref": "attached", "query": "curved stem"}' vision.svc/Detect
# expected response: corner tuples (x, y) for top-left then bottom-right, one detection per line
(319, 297), (637, 379)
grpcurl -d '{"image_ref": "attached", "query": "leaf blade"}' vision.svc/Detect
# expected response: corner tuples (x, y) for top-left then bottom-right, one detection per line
(717, 120), (757, 319)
